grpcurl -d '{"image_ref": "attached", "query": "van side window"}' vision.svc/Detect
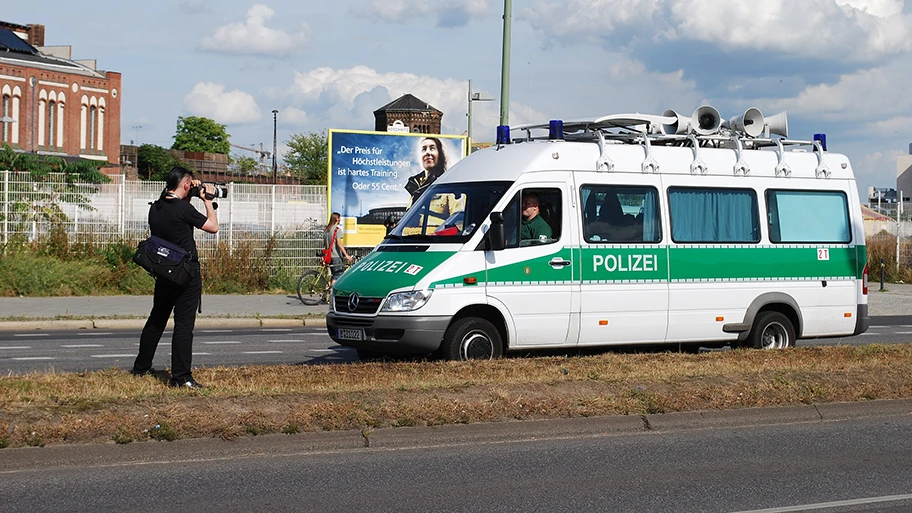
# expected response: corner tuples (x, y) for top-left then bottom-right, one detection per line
(669, 187), (760, 243)
(503, 188), (562, 248)
(767, 190), (850, 243)
(581, 185), (661, 243)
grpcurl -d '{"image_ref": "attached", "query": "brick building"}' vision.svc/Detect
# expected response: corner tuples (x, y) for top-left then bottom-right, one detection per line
(0, 21), (121, 167)
(373, 94), (442, 134)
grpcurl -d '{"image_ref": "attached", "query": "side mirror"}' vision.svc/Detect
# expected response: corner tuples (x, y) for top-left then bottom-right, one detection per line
(487, 211), (505, 251)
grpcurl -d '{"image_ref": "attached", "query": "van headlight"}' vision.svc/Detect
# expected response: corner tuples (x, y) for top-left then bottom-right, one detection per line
(381, 289), (433, 312)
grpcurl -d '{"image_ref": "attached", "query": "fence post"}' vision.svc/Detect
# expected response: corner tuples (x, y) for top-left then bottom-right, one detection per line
(228, 182), (234, 254)
(880, 257), (885, 291)
(2, 169), (7, 245)
(271, 184), (276, 234)
(119, 174), (125, 238)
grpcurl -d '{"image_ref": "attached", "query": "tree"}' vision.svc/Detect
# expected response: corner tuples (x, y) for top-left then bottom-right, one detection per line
(171, 116), (231, 155)
(232, 155), (260, 175)
(137, 144), (188, 181)
(284, 131), (328, 185)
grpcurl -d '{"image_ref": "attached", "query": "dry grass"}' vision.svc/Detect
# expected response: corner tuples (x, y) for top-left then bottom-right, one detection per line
(1, 344), (910, 448)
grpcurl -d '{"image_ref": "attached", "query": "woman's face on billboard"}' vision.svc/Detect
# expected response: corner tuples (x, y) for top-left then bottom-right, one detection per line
(420, 139), (439, 171)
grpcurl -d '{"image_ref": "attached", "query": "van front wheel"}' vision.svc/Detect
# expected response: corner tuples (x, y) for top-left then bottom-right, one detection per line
(748, 311), (795, 350)
(442, 318), (503, 361)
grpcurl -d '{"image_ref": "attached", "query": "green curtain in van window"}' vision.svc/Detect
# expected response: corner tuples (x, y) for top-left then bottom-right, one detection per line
(669, 188), (759, 242)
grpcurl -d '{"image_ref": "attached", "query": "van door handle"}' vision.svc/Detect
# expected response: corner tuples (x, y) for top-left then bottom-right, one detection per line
(549, 257), (572, 268)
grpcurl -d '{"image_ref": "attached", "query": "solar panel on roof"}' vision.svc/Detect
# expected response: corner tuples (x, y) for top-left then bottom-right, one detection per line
(0, 28), (38, 55)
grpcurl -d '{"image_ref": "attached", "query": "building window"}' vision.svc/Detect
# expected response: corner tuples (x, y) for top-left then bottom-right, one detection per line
(1, 94), (9, 144)
(47, 100), (56, 148)
(89, 105), (97, 150)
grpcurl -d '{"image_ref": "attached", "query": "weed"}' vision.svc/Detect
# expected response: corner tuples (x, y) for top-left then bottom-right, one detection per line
(282, 424), (301, 434)
(149, 423), (179, 442)
(112, 426), (134, 444)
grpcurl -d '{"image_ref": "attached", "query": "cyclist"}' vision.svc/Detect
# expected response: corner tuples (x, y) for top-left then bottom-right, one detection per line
(324, 212), (353, 288)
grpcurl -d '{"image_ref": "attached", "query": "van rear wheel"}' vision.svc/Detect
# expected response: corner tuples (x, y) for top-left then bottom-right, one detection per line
(748, 311), (795, 350)
(442, 318), (503, 361)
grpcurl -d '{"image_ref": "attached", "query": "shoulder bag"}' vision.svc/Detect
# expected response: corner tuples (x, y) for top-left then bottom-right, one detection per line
(133, 235), (197, 287)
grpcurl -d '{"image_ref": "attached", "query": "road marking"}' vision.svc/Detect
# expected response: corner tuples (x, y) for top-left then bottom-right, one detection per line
(893, 331), (912, 334)
(13, 333), (50, 337)
(242, 351), (283, 354)
(307, 349), (335, 353)
(12, 357), (53, 360)
(90, 354), (135, 358)
(260, 328), (293, 332)
(268, 339), (304, 343)
(202, 341), (241, 345)
(0, 346), (31, 350)
(859, 332), (878, 336)
(62, 344), (104, 348)
(729, 493), (912, 512)
(78, 332), (112, 336)
(200, 330), (233, 333)
(168, 352), (212, 356)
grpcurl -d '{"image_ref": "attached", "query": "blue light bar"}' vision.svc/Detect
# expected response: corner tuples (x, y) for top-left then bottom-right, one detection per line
(813, 133), (827, 151)
(549, 120), (564, 140)
(496, 125), (511, 145)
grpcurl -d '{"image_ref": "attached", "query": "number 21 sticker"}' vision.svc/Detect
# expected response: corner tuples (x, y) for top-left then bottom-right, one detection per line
(817, 248), (830, 261)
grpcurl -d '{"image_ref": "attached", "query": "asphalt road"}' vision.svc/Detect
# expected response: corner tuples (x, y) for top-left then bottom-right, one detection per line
(1, 317), (911, 375)
(1, 413), (910, 513)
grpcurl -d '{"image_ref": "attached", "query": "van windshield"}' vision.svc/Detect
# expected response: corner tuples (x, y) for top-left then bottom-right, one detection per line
(387, 181), (512, 243)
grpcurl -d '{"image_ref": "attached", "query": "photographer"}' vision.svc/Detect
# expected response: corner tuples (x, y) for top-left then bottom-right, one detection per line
(132, 167), (218, 389)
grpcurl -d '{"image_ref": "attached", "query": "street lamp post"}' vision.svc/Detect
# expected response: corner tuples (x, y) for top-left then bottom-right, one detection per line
(467, 79), (494, 152)
(272, 109), (278, 184)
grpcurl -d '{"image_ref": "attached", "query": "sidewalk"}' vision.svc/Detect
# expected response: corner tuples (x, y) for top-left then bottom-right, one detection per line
(0, 294), (330, 330)
(0, 284), (909, 331)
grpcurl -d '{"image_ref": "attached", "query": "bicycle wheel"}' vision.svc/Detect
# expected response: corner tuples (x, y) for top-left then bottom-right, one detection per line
(297, 270), (329, 305)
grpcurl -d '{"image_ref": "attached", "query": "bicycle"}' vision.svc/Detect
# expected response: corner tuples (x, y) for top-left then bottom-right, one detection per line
(296, 253), (357, 305)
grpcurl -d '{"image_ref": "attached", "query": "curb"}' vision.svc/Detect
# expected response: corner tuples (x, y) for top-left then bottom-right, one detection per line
(0, 317), (327, 331)
(1, 399), (910, 471)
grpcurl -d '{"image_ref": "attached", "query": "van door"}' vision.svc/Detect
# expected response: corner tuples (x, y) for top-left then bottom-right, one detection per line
(575, 175), (669, 345)
(485, 182), (578, 347)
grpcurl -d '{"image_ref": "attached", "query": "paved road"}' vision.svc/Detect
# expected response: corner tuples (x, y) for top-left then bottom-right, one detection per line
(1, 405), (910, 513)
(0, 316), (910, 375)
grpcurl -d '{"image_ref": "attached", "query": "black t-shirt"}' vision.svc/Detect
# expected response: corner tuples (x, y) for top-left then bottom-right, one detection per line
(148, 197), (208, 261)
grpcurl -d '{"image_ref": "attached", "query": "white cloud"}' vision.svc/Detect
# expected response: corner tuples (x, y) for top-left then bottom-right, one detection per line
(522, 0), (912, 62)
(765, 58), (912, 122)
(354, 0), (491, 27)
(200, 4), (310, 56)
(279, 106), (309, 126)
(183, 82), (261, 124)
(282, 65), (545, 136)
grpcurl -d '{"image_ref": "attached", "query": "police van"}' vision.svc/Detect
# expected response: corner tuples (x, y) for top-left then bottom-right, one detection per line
(327, 106), (869, 360)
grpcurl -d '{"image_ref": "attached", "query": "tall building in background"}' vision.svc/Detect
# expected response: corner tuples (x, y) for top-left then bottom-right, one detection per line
(896, 143), (912, 214)
(0, 21), (121, 168)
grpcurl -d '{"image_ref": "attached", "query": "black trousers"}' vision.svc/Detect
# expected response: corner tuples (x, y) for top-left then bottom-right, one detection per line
(134, 271), (202, 382)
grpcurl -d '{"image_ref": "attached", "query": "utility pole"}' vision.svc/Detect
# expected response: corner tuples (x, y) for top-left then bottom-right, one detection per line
(499, 0), (512, 127)
(467, 79), (494, 152)
(272, 109), (278, 184)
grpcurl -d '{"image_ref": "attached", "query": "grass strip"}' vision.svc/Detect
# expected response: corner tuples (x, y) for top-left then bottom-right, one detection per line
(0, 344), (910, 448)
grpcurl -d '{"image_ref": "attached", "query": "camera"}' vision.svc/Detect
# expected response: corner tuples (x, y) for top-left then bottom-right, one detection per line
(189, 183), (228, 201)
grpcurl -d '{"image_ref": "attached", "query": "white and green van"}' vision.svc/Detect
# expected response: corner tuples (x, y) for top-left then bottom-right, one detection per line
(327, 107), (869, 360)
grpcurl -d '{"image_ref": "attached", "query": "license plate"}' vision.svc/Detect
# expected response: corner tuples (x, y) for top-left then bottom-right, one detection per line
(337, 328), (364, 341)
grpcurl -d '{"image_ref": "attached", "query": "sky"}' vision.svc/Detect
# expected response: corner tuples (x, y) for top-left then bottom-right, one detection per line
(7, 0), (912, 201)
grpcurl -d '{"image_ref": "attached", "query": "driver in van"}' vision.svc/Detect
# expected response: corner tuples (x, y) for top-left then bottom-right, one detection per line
(520, 192), (552, 245)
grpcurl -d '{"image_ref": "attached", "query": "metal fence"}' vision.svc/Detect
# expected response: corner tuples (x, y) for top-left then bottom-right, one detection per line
(0, 170), (330, 280)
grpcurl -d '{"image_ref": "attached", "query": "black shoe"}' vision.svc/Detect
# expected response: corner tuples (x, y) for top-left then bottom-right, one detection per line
(130, 367), (157, 377)
(170, 379), (205, 390)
